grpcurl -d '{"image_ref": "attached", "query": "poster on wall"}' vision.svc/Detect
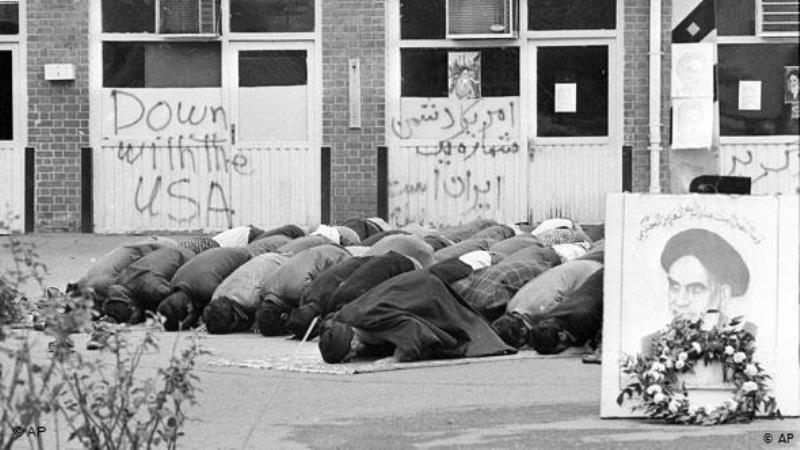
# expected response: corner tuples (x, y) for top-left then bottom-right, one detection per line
(600, 194), (799, 419)
(554, 82), (577, 113)
(738, 80), (762, 111)
(672, 98), (713, 149)
(448, 51), (481, 100)
(671, 43), (714, 98)
(785, 66), (799, 104)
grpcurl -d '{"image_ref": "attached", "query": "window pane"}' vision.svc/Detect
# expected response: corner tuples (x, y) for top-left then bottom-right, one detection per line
(0, 3), (18, 35)
(238, 51), (308, 140)
(718, 43), (799, 136)
(537, 46), (608, 137)
(230, 0), (314, 32)
(0, 51), (12, 140)
(529, 0), (615, 30)
(239, 50), (307, 86)
(401, 47), (519, 97)
(401, 0), (445, 39)
(103, 42), (221, 88)
(102, 0), (155, 33)
(716, 0), (755, 36)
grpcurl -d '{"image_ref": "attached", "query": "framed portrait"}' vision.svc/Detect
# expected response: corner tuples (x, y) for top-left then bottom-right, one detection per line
(601, 194), (799, 417)
(786, 66), (799, 104)
(448, 51), (481, 100)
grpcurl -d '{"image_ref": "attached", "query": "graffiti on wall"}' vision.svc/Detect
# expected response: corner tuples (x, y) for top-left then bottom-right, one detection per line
(723, 144), (800, 193)
(388, 97), (521, 226)
(103, 89), (247, 228)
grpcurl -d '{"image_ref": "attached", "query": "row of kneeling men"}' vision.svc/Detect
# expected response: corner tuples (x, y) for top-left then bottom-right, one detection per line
(69, 217), (604, 363)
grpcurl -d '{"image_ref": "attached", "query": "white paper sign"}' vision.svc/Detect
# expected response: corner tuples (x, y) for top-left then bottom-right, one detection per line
(672, 43), (714, 98)
(738, 80), (762, 111)
(554, 83), (577, 113)
(671, 98), (713, 149)
(601, 194), (800, 418)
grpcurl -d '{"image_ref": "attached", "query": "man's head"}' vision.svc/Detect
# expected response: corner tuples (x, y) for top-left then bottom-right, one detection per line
(528, 317), (573, 355)
(318, 318), (356, 363)
(203, 298), (251, 334)
(491, 313), (530, 349)
(660, 229), (749, 319)
(254, 295), (291, 336)
(157, 290), (191, 331)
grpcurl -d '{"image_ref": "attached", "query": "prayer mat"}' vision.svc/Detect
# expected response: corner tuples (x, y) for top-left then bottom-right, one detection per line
(204, 338), (589, 375)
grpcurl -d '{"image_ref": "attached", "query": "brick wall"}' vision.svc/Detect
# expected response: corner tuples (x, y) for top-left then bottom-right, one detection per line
(27, 0), (89, 231)
(322, 0), (385, 224)
(625, 0), (672, 193)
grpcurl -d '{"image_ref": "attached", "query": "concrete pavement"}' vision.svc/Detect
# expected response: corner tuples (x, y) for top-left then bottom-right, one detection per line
(2, 233), (798, 449)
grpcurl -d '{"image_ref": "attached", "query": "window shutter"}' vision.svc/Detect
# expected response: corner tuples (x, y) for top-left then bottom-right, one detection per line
(160, 0), (219, 35)
(447, 0), (515, 39)
(759, 0), (799, 36)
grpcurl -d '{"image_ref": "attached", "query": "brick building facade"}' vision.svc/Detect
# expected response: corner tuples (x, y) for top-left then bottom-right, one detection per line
(0, 0), (795, 233)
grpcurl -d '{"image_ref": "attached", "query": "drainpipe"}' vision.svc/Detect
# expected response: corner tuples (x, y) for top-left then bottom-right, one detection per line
(649, 0), (662, 193)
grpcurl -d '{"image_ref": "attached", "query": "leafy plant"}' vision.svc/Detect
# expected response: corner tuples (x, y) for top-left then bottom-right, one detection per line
(1, 214), (205, 449)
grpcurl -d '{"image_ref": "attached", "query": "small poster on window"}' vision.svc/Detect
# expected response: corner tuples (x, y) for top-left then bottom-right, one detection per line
(448, 52), (481, 100)
(785, 66), (799, 104)
(554, 83), (577, 113)
(738, 80), (762, 111)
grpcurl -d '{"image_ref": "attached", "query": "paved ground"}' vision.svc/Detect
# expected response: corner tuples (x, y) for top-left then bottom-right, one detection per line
(2, 233), (798, 449)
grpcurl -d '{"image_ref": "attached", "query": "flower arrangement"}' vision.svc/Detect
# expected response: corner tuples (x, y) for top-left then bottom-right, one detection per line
(617, 316), (780, 425)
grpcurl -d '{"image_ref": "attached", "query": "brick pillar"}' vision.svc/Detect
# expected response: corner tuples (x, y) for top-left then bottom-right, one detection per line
(26, 0), (90, 231)
(624, 0), (672, 193)
(322, 0), (386, 224)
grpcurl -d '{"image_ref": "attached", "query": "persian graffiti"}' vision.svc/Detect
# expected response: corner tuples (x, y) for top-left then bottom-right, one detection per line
(723, 144), (800, 193)
(388, 168), (504, 226)
(390, 98), (519, 161)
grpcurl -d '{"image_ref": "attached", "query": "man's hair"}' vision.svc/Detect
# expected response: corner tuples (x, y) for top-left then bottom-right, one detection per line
(492, 313), (529, 349)
(528, 317), (565, 355)
(660, 228), (749, 296)
(255, 299), (291, 336)
(157, 290), (191, 331)
(203, 299), (243, 335)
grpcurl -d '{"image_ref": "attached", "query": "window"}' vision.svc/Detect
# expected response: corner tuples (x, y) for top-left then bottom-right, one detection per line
(239, 50), (307, 86)
(103, 42), (221, 87)
(718, 43), (799, 136)
(0, 51), (11, 140)
(401, 0), (446, 39)
(529, 0), (615, 31)
(537, 46), (608, 136)
(230, 0), (314, 32)
(102, 0), (220, 34)
(716, 0), (756, 36)
(0, 2), (18, 35)
(401, 47), (519, 97)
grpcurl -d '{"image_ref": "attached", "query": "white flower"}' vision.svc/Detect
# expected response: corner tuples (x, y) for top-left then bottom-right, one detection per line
(744, 364), (758, 377)
(733, 352), (747, 363)
(668, 399), (681, 413)
(646, 384), (662, 395)
(653, 393), (666, 403)
(687, 406), (697, 415)
(724, 345), (735, 356)
(678, 352), (688, 361)
(675, 360), (685, 370)
(742, 381), (759, 393)
(651, 362), (666, 372)
(664, 359), (673, 369)
(691, 342), (702, 353)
